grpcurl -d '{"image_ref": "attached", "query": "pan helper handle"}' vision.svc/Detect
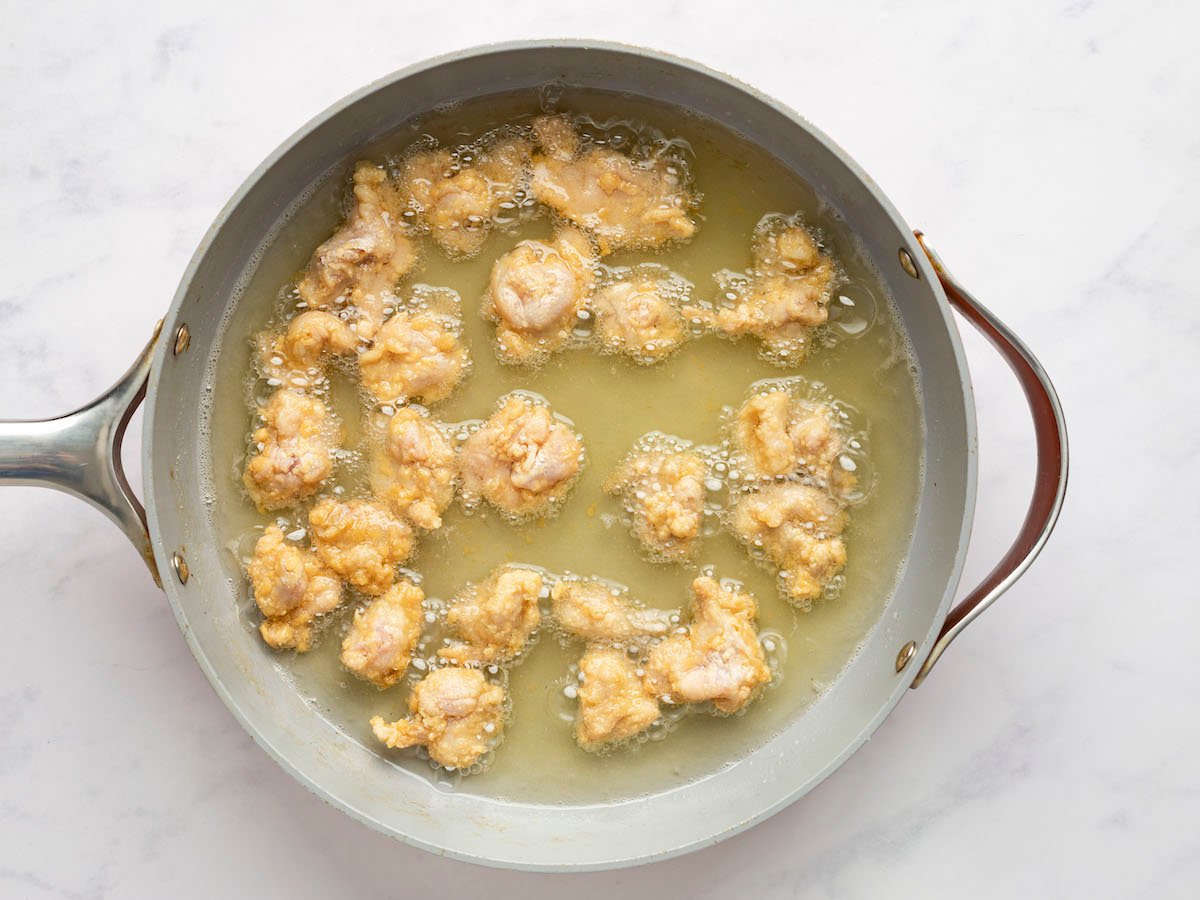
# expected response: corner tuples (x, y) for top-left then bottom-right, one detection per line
(909, 234), (1068, 687)
(0, 322), (163, 586)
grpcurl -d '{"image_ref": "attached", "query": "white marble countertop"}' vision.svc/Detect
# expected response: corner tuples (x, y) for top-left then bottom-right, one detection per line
(2, 1), (1197, 896)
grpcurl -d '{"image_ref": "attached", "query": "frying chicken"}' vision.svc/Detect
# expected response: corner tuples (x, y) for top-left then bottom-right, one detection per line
(296, 162), (418, 338)
(398, 134), (532, 257)
(247, 525), (344, 652)
(371, 666), (505, 769)
(256, 310), (358, 388)
(439, 566), (543, 665)
(643, 575), (772, 714)
(530, 114), (696, 255)
(550, 579), (677, 643)
(370, 407), (457, 531)
(308, 498), (414, 596)
(575, 645), (661, 748)
(340, 579), (425, 688)
(729, 482), (848, 605)
(460, 394), (584, 519)
(604, 441), (708, 562)
(481, 227), (595, 364)
(243, 389), (341, 512)
(592, 267), (689, 363)
(733, 388), (854, 492)
(685, 216), (836, 361)
(358, 306), (469, 405)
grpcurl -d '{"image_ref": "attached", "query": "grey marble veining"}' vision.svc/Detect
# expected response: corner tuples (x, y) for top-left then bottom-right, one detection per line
(1, 1), (1198, 897)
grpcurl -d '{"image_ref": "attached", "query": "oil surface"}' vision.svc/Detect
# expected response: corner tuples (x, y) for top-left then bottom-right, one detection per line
(205, 91), (924, 805)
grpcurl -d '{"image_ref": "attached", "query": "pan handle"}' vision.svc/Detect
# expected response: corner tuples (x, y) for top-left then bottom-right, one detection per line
(0, 322), (163, 586)
(909, 233), (1068, 688)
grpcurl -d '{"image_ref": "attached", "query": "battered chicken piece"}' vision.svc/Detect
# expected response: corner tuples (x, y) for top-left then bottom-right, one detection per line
(685, 217), (836, 361)
(370, 666), (505, 769)
(340, 579), (424, 688)
(242, 389), (341, 512)
(460, 394), (584, 518)
(296, 162), (418, 338)
(730, 482), (848, 605)
(592, 268), (689, 363)
(550, 579), (677, 642)
(256, 310), (358, 387)
(247, 526), (344, 652)
(358, 307), (468, 405)
(481, 227), (596, 364)
(643, 576), (772, 714)
(604, 442), (708, 562)
(398, 135), (532, 257)
(370, 407), (457, 530)
(530, 114), (696, 255)
(439, 566), (543, 664)
(308, 498), (414, 596)
(734, 388), (854, 491)
(575, 645), (661, 748)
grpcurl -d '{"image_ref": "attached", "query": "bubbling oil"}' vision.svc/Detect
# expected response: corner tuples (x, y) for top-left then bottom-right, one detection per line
(204, 89), (924, 805)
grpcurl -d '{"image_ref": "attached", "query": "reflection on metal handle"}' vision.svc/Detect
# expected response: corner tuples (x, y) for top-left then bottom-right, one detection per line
(0, 323), (163, 586)
(910, 234), (1068, 688)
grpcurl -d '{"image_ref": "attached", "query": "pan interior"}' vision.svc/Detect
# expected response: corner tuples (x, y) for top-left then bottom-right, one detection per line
(145, 43), (971, 870)
(205, 89), (923, 805)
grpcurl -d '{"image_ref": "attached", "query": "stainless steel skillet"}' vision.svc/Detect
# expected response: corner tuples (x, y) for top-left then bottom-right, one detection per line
(0, 41), (1067, 870)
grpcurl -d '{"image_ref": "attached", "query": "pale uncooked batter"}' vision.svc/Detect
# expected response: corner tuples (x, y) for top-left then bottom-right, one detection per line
(340, 579), (424, 688)
(369, 407), (458, 531)
(242, 389), (341, 512)
(685, 215), (836, 362)
(530, 114), (697, 254)
(308, 498), (414, 596)
(730, 481), (848, 606)
(439, 565), (543, 665)
(482, 227), (595, 365)
(459, 393), (584, 518)
(371, 666), (506, 769)
(643, 575), (772, 714)
(248, 525), (344, 652)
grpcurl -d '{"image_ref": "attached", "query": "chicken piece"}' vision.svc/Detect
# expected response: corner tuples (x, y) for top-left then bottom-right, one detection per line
(604, 443), (708, 562)
(399, 135), (532, 258)
(256, 310), (358, 388)
(643, 576), (772, 714)
(575, 645), (661, 747)
(685, 218), (835, 361)
(247, 526), (344, 652)
(730, 482), (848, 605)
(550, 579), (676, 642)
(481, 227), (595, 364)
(358, 308), (468, 405)
(530, 114), (696, 255)
(532, 114), (581, 158)
(439, 566), (543, 664)
(592, 268), (689, 363)
(296, 162), (418, 337)
(370, 667), (505, 769)
(734, 388), (853, 491)
(460, 394), (584, 518)
(242, 389), (340, 512)
(340, 579), (425, 688)
(308, 498), (414, 596)
(370, 408), (457, 531)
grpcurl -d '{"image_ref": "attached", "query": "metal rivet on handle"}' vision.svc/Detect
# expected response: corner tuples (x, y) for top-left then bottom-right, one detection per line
(898, 248), (919, 279)
(173, 323), (191, 356)
(895, 641), (917, 673)
(171, 551), (190, 585)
